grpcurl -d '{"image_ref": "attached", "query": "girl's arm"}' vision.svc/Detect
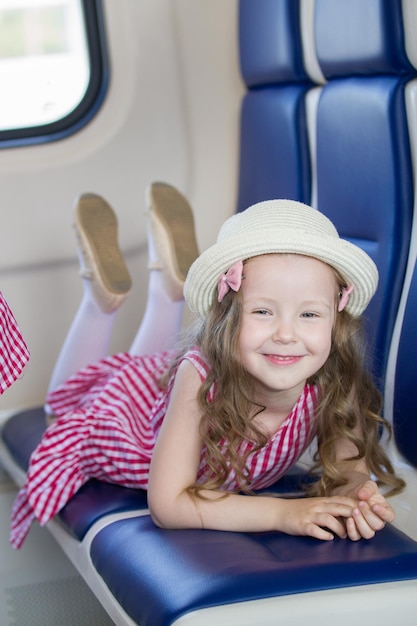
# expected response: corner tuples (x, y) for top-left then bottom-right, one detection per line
(148, 360), (357, 541)
(332, 439), (396, 540)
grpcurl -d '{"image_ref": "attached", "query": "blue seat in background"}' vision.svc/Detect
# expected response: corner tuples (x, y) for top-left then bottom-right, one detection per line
(236, 0), (312, 210)
(314, 0), (415, 385)
(315, 75), (413, 383)
(393, 258), (417, 470)
(314, 0), (415, 78)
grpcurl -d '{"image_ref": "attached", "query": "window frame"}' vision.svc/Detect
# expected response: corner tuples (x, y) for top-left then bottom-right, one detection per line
(0, 0), (109, 148)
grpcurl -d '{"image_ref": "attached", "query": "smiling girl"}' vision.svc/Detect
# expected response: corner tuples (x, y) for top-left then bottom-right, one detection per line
(10, 189), (405, 548)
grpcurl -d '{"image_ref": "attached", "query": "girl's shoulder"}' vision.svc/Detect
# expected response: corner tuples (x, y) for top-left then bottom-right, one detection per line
(178, 347), (211, 383)
(161, 347), (212, 408)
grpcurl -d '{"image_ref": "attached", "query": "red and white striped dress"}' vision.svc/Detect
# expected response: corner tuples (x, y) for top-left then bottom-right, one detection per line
(0, 291), (29, 394)
(10, 347), (318, 549)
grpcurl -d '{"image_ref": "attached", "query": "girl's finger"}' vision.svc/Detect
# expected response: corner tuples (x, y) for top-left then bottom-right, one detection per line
(351, 507), (376, 539)
(346, 516), (361, 541)
(359, 500), (391, 527)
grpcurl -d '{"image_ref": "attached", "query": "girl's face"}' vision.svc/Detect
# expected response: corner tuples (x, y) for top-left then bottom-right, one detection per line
(238, 254), (337, 405)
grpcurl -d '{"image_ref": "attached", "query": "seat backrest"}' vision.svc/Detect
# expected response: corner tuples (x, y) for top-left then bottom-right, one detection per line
(237, 0), (313, 210)
(313, 0), (416, 384)
(237, 0), (417, 388)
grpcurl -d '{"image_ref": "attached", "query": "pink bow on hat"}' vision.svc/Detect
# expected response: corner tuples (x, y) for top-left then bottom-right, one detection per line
(217, 260), (243, 302)
(338, 285), (354, 312)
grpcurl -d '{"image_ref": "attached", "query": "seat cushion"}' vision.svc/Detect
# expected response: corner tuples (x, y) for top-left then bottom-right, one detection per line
(90, 514), (417, 626)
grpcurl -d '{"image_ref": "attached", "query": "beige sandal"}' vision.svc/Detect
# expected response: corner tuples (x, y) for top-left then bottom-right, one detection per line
(146, 182), (199, 301)
(74, 193), (132, 313)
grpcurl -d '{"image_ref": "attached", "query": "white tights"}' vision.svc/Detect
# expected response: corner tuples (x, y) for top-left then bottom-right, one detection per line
(45, 232), (185, 409)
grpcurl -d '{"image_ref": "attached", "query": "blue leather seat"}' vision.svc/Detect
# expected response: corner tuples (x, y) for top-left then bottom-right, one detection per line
(3, 404), (417, 625)
(393, 260), (417, 469)
(314, 0), (415, 383)
(90, 516), (417, 626)
(236, 0), (312, 210)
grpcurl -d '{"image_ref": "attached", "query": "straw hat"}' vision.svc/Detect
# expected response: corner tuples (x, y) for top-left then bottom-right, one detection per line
(184, 199), (378, 318)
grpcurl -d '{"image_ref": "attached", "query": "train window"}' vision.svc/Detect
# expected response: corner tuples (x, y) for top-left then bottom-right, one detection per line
(0, 0), (108, 147)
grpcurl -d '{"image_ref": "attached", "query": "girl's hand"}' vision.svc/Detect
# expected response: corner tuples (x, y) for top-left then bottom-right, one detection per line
(345, 479), (395, 541)
(277, 496), (357, 540)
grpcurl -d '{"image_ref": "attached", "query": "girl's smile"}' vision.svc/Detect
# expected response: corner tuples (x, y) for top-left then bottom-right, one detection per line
(238, 253), (337, 409)
(263, 354), (304, 365)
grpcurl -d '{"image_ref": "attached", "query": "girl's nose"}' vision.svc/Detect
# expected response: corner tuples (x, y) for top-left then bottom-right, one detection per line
(272, 318), (296, 343)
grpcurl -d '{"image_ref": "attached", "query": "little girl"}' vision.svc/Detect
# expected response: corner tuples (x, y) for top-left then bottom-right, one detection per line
(0, 291), (29, 395)
(10, 185), (404, 549)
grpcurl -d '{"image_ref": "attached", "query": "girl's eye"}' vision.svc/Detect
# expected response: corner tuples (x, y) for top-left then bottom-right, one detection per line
(301, 311), (318, 318)
(254, 309), (270, 315)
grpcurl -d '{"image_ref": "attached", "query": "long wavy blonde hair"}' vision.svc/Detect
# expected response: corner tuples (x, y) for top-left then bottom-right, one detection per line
(306, 305), (405, 497)
(163, 261), (405, 498)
